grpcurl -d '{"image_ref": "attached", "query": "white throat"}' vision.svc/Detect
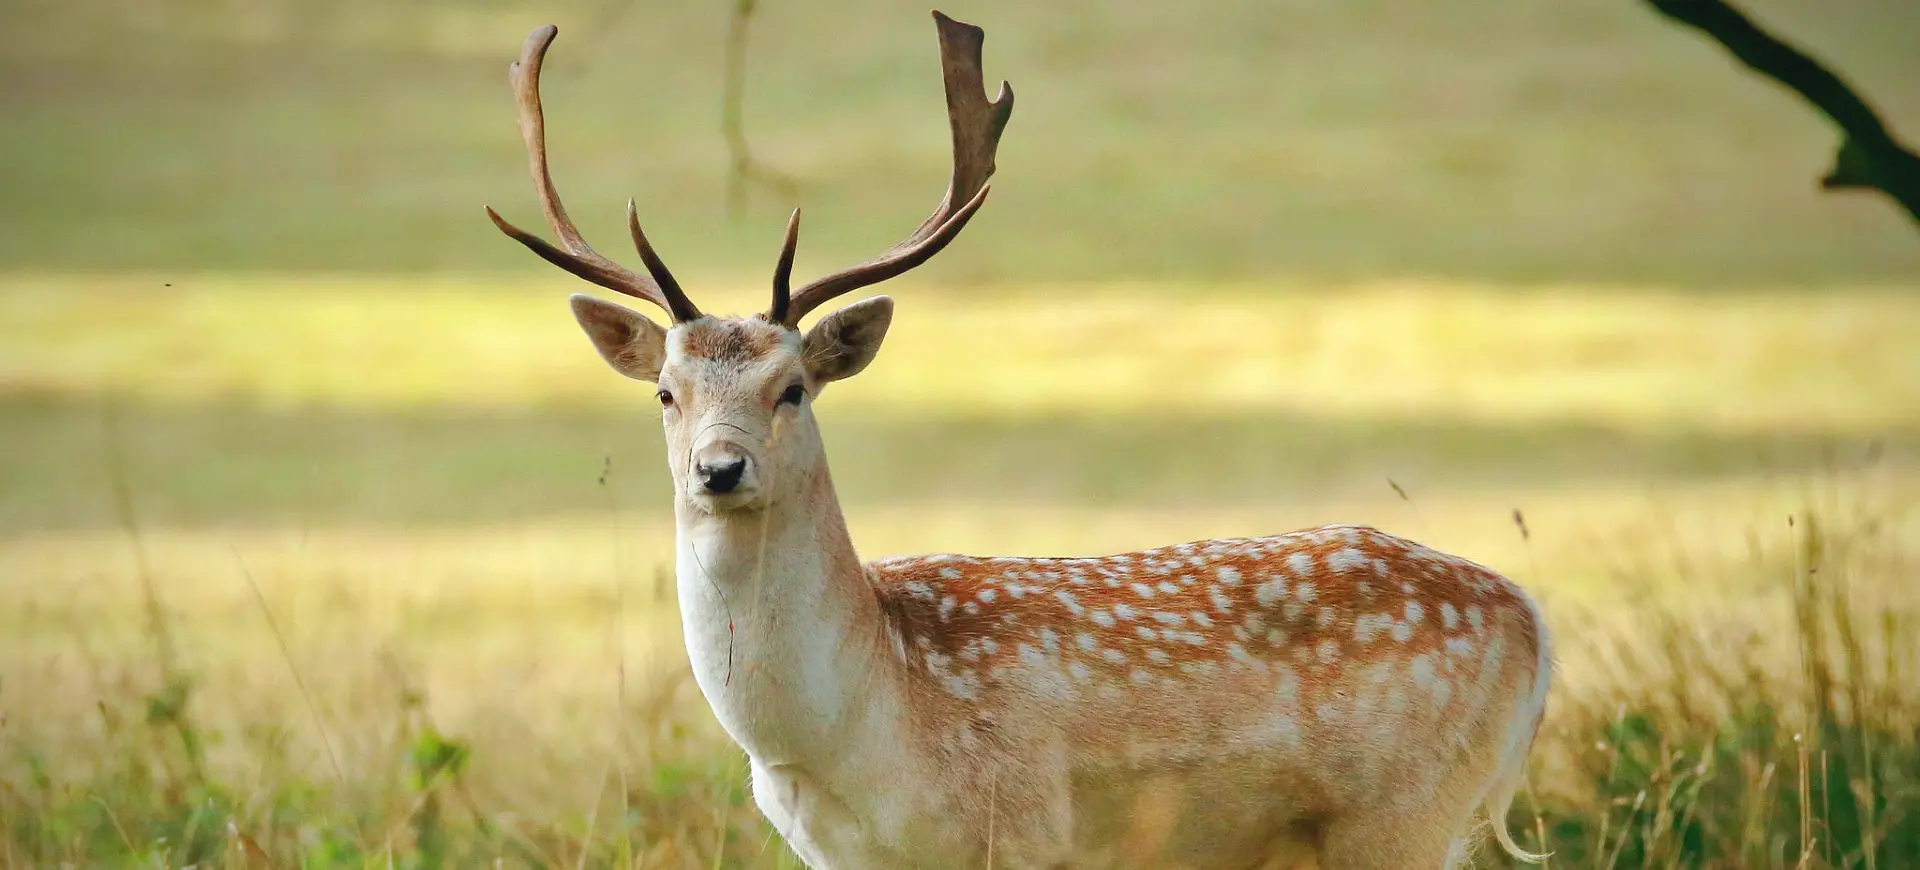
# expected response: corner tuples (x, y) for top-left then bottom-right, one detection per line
(671, 468), (896, 767)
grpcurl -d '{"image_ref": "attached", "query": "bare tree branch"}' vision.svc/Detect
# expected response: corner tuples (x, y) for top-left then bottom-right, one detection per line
(1646, 0), (1920, 229)
(721, 0), (798, 219)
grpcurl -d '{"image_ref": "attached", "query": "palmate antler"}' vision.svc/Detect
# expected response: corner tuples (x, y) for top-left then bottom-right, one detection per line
(486, 11), (1013, 329)
(769, 11), (1015, 327)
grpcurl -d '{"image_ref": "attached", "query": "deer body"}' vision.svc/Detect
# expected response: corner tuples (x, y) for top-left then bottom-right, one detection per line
(661, 319), (1550, 869)
(485, 12), (1551, 868)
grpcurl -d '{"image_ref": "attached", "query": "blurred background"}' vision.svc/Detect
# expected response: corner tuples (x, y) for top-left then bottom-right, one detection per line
(2, 0), (1917, 867)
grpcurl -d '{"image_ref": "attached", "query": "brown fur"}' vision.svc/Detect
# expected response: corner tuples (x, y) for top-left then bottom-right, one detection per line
(678, 317), (791, 366)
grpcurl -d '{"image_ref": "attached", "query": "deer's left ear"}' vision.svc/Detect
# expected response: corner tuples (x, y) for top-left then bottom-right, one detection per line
(802, 296), (893, 385)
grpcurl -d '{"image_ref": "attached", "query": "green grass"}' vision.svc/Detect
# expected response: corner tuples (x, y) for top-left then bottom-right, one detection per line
(2, 274), (1918, 866)
(3, 0), (1919, 285)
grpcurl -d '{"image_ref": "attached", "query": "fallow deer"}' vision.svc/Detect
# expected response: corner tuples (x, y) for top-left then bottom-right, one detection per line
(484, 11), (1552, 869)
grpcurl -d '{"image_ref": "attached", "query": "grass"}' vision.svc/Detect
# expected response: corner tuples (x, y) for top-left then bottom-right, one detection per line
(3, 0), (1919, 286)
(2, 274), (1918, 866)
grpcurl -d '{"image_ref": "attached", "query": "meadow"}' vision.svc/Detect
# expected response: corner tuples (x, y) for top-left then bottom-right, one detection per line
(3, 275), (1918, 868)
(5, 0), (1920, 866)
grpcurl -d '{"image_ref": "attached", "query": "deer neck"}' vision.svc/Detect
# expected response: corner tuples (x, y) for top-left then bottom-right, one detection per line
(672, 456), (899, 767)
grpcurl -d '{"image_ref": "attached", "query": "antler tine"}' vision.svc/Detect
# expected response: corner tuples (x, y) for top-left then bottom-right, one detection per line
(483, 25), (702, 323)
(774, 10), (1014, 328)
(770, 208), (803, 325)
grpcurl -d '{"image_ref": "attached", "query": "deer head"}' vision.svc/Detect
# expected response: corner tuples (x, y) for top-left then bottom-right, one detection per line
(484, 12), (1012, 516)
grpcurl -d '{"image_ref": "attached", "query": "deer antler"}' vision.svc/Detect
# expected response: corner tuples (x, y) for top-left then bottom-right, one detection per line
(483, 25), (703, 324)
(770, 10), (1014, 328)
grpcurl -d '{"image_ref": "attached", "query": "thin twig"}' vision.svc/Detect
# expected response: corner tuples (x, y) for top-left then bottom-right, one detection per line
(721, 0), (798, 218)
(1646, 0), (1920, 227)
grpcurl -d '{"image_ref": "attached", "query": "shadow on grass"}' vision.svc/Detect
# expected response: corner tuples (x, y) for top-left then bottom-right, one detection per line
(0, 392), (1901, 531)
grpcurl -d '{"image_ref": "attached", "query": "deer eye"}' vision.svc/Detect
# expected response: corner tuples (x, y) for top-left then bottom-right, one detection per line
(778, 384), (805, 407)
(656, 389), (675, 408)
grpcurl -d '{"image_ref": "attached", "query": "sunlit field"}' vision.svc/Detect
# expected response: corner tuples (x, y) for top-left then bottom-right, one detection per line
(2, 274), (1917, 867)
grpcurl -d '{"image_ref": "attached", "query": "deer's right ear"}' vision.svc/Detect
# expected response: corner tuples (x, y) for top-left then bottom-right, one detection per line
(570, 294), (669, 382)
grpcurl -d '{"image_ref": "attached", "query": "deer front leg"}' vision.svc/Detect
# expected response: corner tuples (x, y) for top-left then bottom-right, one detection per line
(749, 760), (903, 869)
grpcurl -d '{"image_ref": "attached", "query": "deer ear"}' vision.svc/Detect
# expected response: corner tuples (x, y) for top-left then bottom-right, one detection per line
(570, 294), (668, 382)
(802, 296), (894, 385)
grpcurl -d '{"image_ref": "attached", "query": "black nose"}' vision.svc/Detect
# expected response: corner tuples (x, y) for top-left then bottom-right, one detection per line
(697, 458), (748, 493)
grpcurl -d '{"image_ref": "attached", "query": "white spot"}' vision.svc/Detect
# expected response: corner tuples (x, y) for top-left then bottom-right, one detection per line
(1077, 632), (1098, 652)
(943, 673), (980, 700)
(904, 581), (935, 601)
(1135, 626), (1157, 641)
(1283, 602), (1305, 621)
(1275, 665), (1301, 705)
(1254, 576), (1288, 606)
(1218, 566), (1242, 585)
(1401, 582), (1416, 594)
(1354, 613), (1390, 644)
(1286, 552), (1315, 576)
(1008, 585), (1029, 599)
(1146, 648), (1171, 664)
(1432, 679), (1453, 707)
(1180, 632), (1206, 645)
(1040, 628), (1060, 653)
(1069, 661), (1093, 683)
(1266, 628), (1286, 646)
(938, 568), (961, 580)
(1391, 622), (1414, 644)
(1189, 611), (1214, 628)
(1315, 702), (1342, 722)
(963, 601), (980, 615)
(1090, 608), (1116, 628)
(1054, 589), (1085, 615)
(1441, 602), (1459, 630)
(978, 588), (997, 604)
(1317, 607), (1336, 628)
(1327, 548), (1369, 573)
(1467, 605), (1485, 631)
(1156, 581), (1180, 595)
(1130, 669), (1152, 685)
(1102, 648), (1126, 664)
(1295, 581), (1319, 603)
(981, 638), (999, 655)
(1405, 601), (1425, 624)
(1178, 575), (1197, 587)
(1210, 586), (1235, 613)
(1113, 603), (1140, 621)
(938, 596), (956, 621)
(1445, 636), (1475, 658)
(1152, 611), (1185, 626)
(1227, 643), (1258, 668)
(1317, 639), (1340, 663)
(1131, 583), (1157, 598)
(1411, 652), (1437, 689)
